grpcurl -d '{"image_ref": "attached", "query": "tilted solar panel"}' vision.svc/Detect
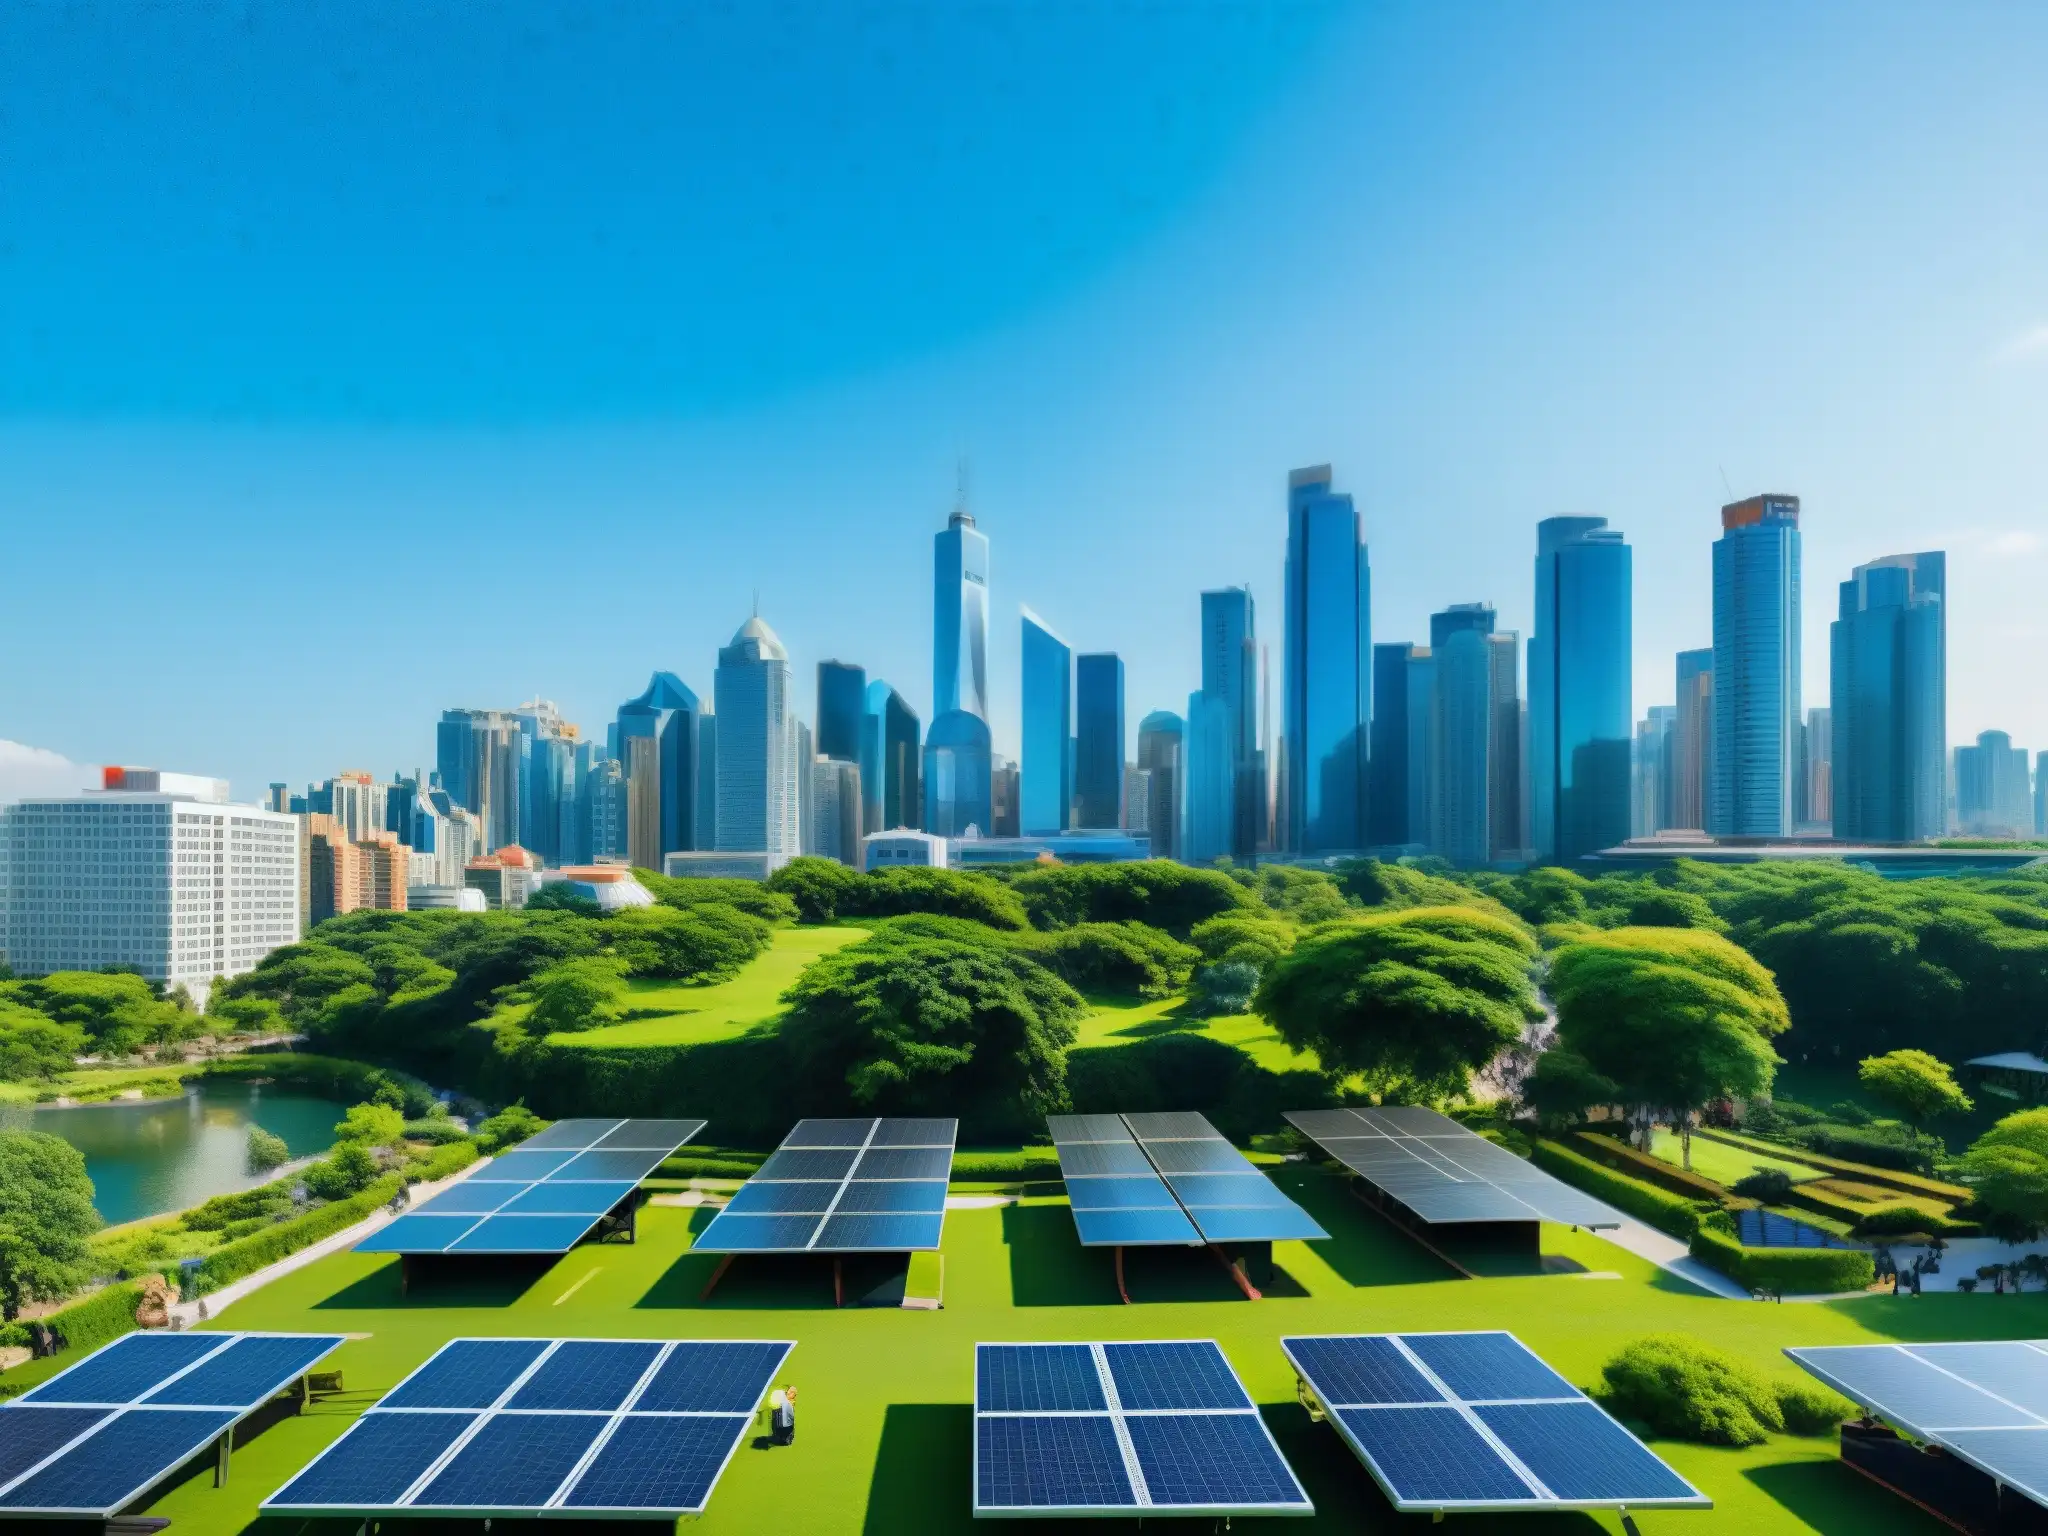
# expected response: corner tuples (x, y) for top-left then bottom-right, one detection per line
(691, 1118), (958, 1253)
(262, 1336), (794, 1520)
(354, 1117), (704, 1256)
(0, 1332), (345, 1519)
(1282, 1331), (1707, 1513)
(974, 1340), (1312, 1518)
(1047, 1111), (1327, 1247)
(1786, 1341), (2048, 1510)
(1284, 1106), (1626, 1228)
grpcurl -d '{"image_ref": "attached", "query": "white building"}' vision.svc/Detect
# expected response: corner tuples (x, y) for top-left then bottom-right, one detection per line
(862, 828), (948, 871)
(714, 616), (800, 858)
(407, 884), (489, 912)
(0, 768), (298, 1005)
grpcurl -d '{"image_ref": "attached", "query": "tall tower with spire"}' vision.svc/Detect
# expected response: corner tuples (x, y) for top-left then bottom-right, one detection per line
(933, 479), (990, 725)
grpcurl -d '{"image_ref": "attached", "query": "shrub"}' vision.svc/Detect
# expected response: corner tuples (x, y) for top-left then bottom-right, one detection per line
(1033, 922), (1198, 998)
(401, 1118), (470, 1145)
(1187, 962), (1261, 1017)
(245, 1126), (290, 1172)
(1788, 1122), (1934, 1173)
(332, 1101), (407, 1147)
(1730, 1168), (1794, 1203)
(1568, 1133), (1729, 1203)
(475, 1103), (545, 1153)
(34, 1281), (147, 1357)
(302, 1142), (380, 1200)
(1601, 1335), (1845, 1446)
(1853, 1204), (1946, 1238)
(1688, 1223), (1876, 1293)
(1529, 1139), (1709, 1239)
(1009, 862), (1253, 935)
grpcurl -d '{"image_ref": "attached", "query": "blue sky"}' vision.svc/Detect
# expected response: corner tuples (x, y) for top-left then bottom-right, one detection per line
(2, 1), (2044, 800)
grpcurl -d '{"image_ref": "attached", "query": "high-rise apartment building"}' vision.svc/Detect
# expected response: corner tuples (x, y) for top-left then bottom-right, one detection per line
(1427, 604), (1517, 865)
(436, 708), (522, 851)
(1954, 731), (2032, 838)
(310, 771), (386, 843)
(613, 672), (708, 871)
(307, 817), (409, 922)
(861, 681), (921, 832)
(1074, 653), (1126, 829)
(1529, 516), (1632, 862)
(1830, 552), (1945, 842)
(816, 661), (867, 764)
(1404, 647), (1436, 848)
(808, 756), (863, 864)
(0, 769), (297, 1004)
(1020, 607), (1073, 835)
(1366, 643), (1416, 846)
(1710, 495), (1802, 837)
(511, 699), (579, 865)
(1672, 648), (1714, 831)
(1186, 587), (1262, 861)
(715, 617), (799, 856)
(1281, 466), (1370, 853)
(934, 507), (990, 725)
(1634, 706), (1677, 837)
(1136, 711), (1183, 860)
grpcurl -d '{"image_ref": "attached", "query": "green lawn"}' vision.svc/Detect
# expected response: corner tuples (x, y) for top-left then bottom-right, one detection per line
(0, 1060), (201, 1107)
(56, 1163), (2044, 1535)
(1071, 994), (1319, 1073)
(546, 925), (870, 1048)
(1648, 1128), (1825, 1188)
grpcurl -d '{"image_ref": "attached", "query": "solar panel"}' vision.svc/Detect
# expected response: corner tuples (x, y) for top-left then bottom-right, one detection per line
(262, 1337), (794, 1520)
(354, 1117), (704, 1256)
(1285, 1107), (1626, 1228)
(1282, 1331), (1707, 1513)
(692, 1118), (957, 1253)
(974, 1340), (1311, 1518)
(1786, 1341), (2048, 1510)
(1046, 1112), (1327, 1247)
(0, 1332), (344, 1519)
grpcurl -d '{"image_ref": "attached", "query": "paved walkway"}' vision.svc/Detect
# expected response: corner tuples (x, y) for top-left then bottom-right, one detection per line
(1594, 1219), (1754, 1299)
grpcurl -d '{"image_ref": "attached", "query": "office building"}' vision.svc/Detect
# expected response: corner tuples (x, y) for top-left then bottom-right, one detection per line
(816, 661), (867, 764)
(1122, 767), (1150, 833)
(1634, 706), (1677, 838)
(923, 710), (993, 838)
(308, 771), (386, 842)
(1135, 712), (1182, 860)
(1282, 466), (1371, 853)
(613, 672), (708, 871)
(950, 830), (1149, 867)
(1182, 689), (1233, 865)
(1529, 517), (1632, 863)
(1020, 607), (1072, 835)
(265, 783), (290, 813)
(1184, 587), (1262, 862)
(0, 768), (296, 1004)
(585, 756), (628, 862)
(861, 681), (921, 835)
(1074, 653), (1126, 828)
(1954, 731), (2032, 838)
(715, 616), (800, 857)
(2036, 753), (2048, 837)
(436, 708), (522, 851)
(663, 850), (790, 881)
(1429, 604), (1515, 866)
(465, 846), (542, 910)
(307, 818), (408, 923)
(934, 506), (990, 724)
(809, 756), (863, 865)
(1366, 643), (1416, 846)
(1404, 647), (1436, 849)
(511, 699), (580, 865)
(1830, 552), (1945, 842)
(795, 720), (814, 855)
(990, 757), (1020, 838)
(1710, 495), (1802, 837)
(1671, 648), (1714, 831)
(864, 830), (948, 871)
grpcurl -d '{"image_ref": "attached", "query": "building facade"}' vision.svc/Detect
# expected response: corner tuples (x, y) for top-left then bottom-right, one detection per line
(1830, 552), (1945, 842)
(807, 756), (864, 864)
(1020, 606), (1072, 835)
(1281, 466), (1371, 853)
(436, 707), (522, 851)
(934, 508), (990, 725)
(816, 660), (867, 764)
(613, 671), (708, 871)
(1672, 647), (1714, 831)
(1529, 516), (1632, 863)
(1074, 652), (1126, 829)
(714, 617), (800, 856)
(1954, 731), (2032, 838)
(922, 710), (994, 838)
(1710, 495), (1802, 837)
(1633, 705), (1677, 838)
(1135, 711), (1183, 860)
(1365, 642), (1415, 846)
(861, 681), (921, 834)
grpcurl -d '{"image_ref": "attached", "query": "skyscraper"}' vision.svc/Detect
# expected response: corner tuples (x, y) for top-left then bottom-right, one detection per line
(1428, 604), (1511, 866)
(714, 616), (799, 856)
(1366, 642), (1416, 845)
(1529, 516), (1633, 863)
(1830, 552), (1946, 842)
(1710, 495), (1802, 837)
(934, 507), (990, 725)
(1074, 653), (1126, 829)
(435, 708), (521, 851)
(612, 672), (706, 871)
(1954, 731), (2032, 838)
(1136, 711), (1183, 861)
(513, 699), (578, 864)
(2036, 752), (2047, 837)
(1282, 466), (1370, 853)
(1634, 706), (1677, 837)
(990, 757), (1020, 838)
(1020, 607), (1072, 835)
(923, 710), (993, 837)
(861, 681), (921, 832)
(808, 756), (863, 864)
(816, 660), (867, 764)
(1404, 647), (1435, 848)
(1188, 587), (1262, 860)
(1672, 648), (1714, 830)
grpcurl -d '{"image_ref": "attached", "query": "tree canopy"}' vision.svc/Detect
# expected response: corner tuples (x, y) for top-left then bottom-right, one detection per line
(1857, 1049), (1972, 1131)
(1254, 906), (1541, 1101)
(0, 1000), (86, 1082)
(0, 1130), (99, 1320)
(1007, 861), (1254, 935)
(1962, 1108), (2048, 1242)
(0, 971), (194, 1056)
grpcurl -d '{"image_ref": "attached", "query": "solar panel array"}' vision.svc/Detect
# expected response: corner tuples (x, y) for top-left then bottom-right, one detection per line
(357, 1118), (705, 1256)
(0, 1331), (344, 1518)
(691, 1118), (958, 1253)
(1281, 1331), (1707, 1513)
(1285, 1106), (1625, 1228)
(263, 1336), (794, 1519)
(1048, 1112), (1329, 1247)
(974, 1341), (1312, 1518)
(1786, 1341), (2048, 1511)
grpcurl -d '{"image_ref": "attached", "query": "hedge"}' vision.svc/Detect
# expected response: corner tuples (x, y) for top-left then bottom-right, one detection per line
(30, 1281), (148, 1356)
(1531, 1139), (1711, 1239)
(1696, 1126), (1968, 1201)
(1567, 1132), (1729, 1203)
(1688, 1223), (1876, 1294)
(953, 1151), (1064, 1183)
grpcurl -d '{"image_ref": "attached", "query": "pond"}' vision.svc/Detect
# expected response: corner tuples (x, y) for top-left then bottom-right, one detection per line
(1734, 1208), (1865, 1250)
(0, 1083), (347, 1227)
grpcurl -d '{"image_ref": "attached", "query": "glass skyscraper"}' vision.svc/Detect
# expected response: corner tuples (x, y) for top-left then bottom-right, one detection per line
(1830, 551), (1945, 842)
(1192, 587), (1261, 860)
(435, 708), (521, 852)
(934, 508), (990, 725)
(1428, 604), (1503, 866)
(816, 660), (867, 764)
(1672, 648), (1714, 831)
(1529, 516), (1632, 862)
(1282, 466), (1370, 853)
(1136, 711), (1183, 860)
(1366, 642), (1415, 845)
(923, 709), (993, 838)
(1020, 606), (1072, 835)
(713, 616), (798, 856)
(1710, 495), (1802, 837)
(1074, 652), (1126, 829)
(612, 672), (707, 870)
(860, 681), (921, 833)
(1954, 730), (2032, 839)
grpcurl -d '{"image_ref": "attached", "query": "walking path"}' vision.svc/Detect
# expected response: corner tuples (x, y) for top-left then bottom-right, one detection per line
(1595, 1218), (1754, 1299)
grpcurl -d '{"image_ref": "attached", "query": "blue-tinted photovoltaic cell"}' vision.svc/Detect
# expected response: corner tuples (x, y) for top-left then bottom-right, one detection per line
(413, 1413), (607, 1509)
(450, 1215), (606, 1253)
(694, 1118), (956, 1253)
(784, 1118), (875, 1146)
(1187, 1206), (1329, 1243)
(506, 1340), (663, 1412)
(562, 1413), (748, 1511)
(0, 1407), (107, 1486)
(833, 1179), (948, 1213)
(852, 1146), (953, 1180)
(694, 1213), (823, 1250)
(722, 1180), (839, 1214)
(17, 1331), (225, 1405)
(977, 1416), (1135, 1509)
(1056, 1141), (1155, 1178)
(758, 1148), (859, 1181)
(355, 1214), (485, 1254)
(637, 1342), (794, 1413)
(469, 1148), (579, 1182)
(1106, 1341), (1250, 1411)
(1072, 1207), (1201, 1246)
(386, 1339), (552, 1410)
(817, 1212), (944, 1250)
(1066, 1176), (1176, 1211)
(143, 1335), (345, 1408)
(1125, 1413), (1303, 1507)
(1166, 1173), (1295, 1208)
(1141, 1139), (1257, 1175)
(497, 1180), (638, 1216)
(598, 1118), (706, 1149)
(556, 1147), (672, 1182)
(0, 1408), (233, 1513)
(869, 1117), (959, 1147)
(1053, 1111), (1327, 1248)
(266, 1411), (477, 1508)
(977, 1345), (1105, 1412)
(414, 1183), (517, 1216)
(519, 1118), (625, 1150)
(1287, 1332), (1707, 1512)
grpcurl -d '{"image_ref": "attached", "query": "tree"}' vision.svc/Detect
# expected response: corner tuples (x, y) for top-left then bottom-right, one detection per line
(476, 1103), (546, 1153)
(519, 958), (628, 1037)
(246, 1125), (290, 1172)
(303, 1141), (380, 1200)
(0, 1000), (86, 1081)
(1858, 1049), (1973, 1134)
(1962, 1108), (2048, 1242)
(639, 871), (800, 924)
(2, 971), (191, 1055)
(1545, 927), (1790, 1167)
(1033, 922), (1198, 998)
(766, 856), (867, 923)
(332, 1101), (407, 1147)
(524, 883), (604, 916)
(1188, 962), (1261, 1018)
(0, 1131), (100, 1320)
(1521, 1045), (1620, 1126)
(1188, 912), (1296, 970)
(214, 944), (378, 1029)
(1009, 861), (1252, 935)
(1254, 906), (1542, 1101)
(601, 904), (771, 981)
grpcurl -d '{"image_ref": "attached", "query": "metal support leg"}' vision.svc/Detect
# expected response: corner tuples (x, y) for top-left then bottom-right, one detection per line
(834, 1258), (844, 1308)
(214, 1429), (232, 1487)
(1211, 1246), (1262, 1300)
(699, 1253), (736, 1301)
(1114, 1246), (1131, 1305)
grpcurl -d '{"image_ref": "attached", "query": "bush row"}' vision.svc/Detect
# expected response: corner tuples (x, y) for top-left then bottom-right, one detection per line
(1688, 1222), (1876, 1294)
(1697, 1126), (1968, 1200)
(1566, 1131), (1729, 1204)
(0, 1281), (147, 1363)
(1530, 1139), (1710, 1239)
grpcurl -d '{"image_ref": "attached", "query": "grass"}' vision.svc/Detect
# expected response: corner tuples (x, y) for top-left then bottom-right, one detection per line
(0, 1060), (202, 1107)
(1647, 1128), (1825, 1188)
(39, 1162), (2039, 1536)
(545, 926), (870, 1049)
(1070, 994), (1319, 1074)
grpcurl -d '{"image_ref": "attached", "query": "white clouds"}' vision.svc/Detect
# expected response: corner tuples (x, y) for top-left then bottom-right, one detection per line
(1996, 323), (2048, 361)
(1984, 529), (2045, 557)
(0, 741), (98, 805)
